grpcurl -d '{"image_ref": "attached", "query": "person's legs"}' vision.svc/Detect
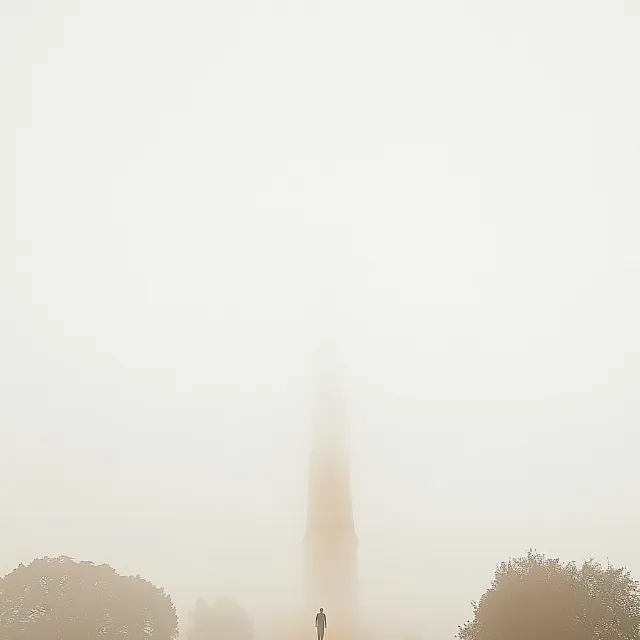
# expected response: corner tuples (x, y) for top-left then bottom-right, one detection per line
(318, 628), (324, 640)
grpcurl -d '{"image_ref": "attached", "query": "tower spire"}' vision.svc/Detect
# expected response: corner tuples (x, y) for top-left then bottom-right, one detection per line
(304, 364), (358, 640)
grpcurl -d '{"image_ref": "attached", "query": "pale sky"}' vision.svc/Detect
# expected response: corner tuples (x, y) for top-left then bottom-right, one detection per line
(1, 0), (639, 637)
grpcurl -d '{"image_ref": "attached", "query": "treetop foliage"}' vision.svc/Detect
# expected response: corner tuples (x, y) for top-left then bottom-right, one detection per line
(0, 555), (178, 640)
(458, 550), (640, 640)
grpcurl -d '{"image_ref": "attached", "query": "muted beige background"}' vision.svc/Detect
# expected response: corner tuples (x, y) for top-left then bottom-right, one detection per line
(1, 0), (639, 637)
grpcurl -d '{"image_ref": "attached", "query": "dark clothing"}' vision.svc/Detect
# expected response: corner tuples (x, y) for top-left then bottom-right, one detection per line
(316, 612), (327, 640)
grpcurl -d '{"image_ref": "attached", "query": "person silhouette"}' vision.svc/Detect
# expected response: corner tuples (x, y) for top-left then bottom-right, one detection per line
(315, 608), (327, 640)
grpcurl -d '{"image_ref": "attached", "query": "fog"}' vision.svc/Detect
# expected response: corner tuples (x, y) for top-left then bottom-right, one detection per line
(1, 0), (639, 638)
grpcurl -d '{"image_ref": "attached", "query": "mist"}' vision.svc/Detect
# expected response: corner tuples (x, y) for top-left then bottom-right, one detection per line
(1, 0), (639, 638)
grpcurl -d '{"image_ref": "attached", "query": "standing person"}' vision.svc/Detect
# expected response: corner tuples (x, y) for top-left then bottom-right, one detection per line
(315, 608), (327, 640)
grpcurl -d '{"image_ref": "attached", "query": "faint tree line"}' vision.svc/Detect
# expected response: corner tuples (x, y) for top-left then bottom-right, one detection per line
(3, 550), (639, 640)
(187, 596), (254, 640)
(0, 555), (254, 640)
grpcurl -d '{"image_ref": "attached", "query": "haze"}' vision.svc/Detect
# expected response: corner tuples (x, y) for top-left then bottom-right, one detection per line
(1, 0), (638, 638)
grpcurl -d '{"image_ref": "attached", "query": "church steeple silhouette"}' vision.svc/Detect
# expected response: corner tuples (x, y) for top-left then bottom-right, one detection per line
(304, 365), (358, 640)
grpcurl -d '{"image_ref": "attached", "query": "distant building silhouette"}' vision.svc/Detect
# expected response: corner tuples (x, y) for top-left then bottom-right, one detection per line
(304, 370), (359, 640)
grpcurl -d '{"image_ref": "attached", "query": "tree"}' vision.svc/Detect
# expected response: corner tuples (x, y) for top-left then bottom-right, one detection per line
(0, 556), (178, 640)
(458, 550), (640, 640)
(188, 596), (254, 640)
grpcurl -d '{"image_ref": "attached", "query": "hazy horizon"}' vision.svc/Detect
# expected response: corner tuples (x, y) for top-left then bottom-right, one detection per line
(2, 0), (639, 638)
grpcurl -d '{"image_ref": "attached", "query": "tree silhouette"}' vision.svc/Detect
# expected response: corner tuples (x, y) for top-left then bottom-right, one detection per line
(188, 596), (254, 640)
(458, 550), (640, 640)
(0, 556), (178, 640)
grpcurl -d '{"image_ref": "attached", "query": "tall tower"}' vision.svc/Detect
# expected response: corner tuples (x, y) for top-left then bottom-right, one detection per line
(304, 372), (358, 640)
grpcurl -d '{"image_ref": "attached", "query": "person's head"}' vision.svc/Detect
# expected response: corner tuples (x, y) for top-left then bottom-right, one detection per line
(320, 608), (323, 613)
